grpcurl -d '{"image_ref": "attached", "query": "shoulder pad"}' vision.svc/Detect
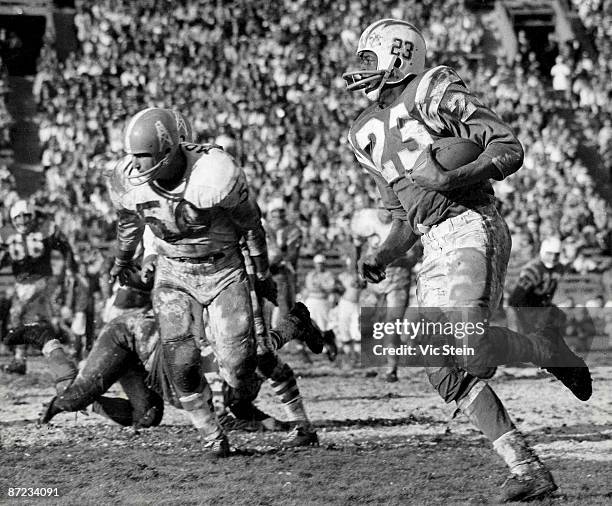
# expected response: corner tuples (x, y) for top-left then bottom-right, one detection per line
(185, 149), (241, 208)
(414, 66), (465, 132)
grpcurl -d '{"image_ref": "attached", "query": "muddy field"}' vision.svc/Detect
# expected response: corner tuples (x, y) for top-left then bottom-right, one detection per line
(1, 350), (611, 505)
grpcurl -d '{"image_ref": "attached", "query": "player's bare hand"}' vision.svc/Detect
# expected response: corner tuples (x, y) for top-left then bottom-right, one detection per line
(358, 254), (386, 283)
(141, 254), (157, 284)
(410, 145), (452, 191)
(255, 276), (278, 306)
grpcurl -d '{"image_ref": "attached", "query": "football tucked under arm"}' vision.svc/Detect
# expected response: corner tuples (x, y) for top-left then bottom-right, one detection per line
(436, 84), (523, 184)
(415, 68), (524, 190)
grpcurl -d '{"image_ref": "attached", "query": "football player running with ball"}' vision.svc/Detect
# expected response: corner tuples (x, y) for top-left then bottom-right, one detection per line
(109, 107), (276, 458)
(343, 19), (591, 501)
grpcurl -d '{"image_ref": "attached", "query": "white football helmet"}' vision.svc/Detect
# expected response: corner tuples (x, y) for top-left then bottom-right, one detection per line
(343, 19), (426, 101)
(124, 107), (180, 185)
(10, 200), (36, 234)
(540, 236), (562, 269)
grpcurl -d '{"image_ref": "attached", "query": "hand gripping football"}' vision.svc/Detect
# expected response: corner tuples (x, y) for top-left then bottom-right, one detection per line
(413, 137), (482, 172)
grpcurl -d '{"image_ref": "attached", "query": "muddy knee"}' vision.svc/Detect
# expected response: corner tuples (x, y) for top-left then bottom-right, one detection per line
(162, 336), (203, 394)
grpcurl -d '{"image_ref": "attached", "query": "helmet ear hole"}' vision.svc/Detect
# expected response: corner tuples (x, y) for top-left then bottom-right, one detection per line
(393, 57), (402, 68)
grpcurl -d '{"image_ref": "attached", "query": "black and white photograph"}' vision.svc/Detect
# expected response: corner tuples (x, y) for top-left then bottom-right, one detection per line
(0, 0), (610, 504)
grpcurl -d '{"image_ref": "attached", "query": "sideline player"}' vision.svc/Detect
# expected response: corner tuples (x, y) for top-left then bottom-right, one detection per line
(507, 236), (566, 336)
(166, 112), (320, 446)
(0, 200), (75, 374)
(343, 19), (591, 501)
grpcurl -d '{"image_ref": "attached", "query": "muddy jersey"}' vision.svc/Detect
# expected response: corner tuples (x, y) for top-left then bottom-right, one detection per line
(507, 259), (563, 308)
(1, 228), (74, 283)
(348, 65), (523, 235)
(110, 144), (267, 259)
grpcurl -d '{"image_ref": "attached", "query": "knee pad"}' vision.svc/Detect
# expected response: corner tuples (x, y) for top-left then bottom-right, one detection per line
(162, 335), (203, 394)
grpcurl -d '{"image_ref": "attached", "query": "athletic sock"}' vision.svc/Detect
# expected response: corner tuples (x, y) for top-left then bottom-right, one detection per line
(179, 389), (223, 441)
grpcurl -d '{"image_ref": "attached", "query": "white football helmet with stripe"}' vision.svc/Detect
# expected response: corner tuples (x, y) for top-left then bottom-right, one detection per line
(169, 109), (194, 142)
(343, 19), (426, 101)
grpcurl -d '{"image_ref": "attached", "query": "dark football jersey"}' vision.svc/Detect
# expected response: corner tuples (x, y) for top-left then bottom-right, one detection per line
(2, 229), (74, 283)
(508, 259), (563, 307)
(348, 65), (523, 235)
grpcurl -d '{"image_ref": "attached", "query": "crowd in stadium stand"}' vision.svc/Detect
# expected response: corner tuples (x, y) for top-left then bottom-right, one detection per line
(0, 44), (17, 230)
(27, 0), (612, 279)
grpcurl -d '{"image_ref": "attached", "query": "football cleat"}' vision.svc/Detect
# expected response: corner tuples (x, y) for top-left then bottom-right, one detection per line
(3, 359), (26, 375)
(289, 302), (325, 354)
(39, 396), (61, 424)
(281, 425), (319, 449)
(384, 370), (399, 383)
(545, 336), (592, 401)
(204, 434), (231, 458)
(545, 364), (592, 401)
(499, 468), (557, 502)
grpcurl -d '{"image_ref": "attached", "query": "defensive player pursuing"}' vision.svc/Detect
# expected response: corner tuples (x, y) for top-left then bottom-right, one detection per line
(109, 107), (276, 457)
(19, 222), (325, 441)
(343, 19), (592, 501)
(169, 112), (319, 446)
(0, 200), (75, 374)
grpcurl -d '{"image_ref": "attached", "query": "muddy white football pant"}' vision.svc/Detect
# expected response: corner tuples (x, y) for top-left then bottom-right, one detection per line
(153, 253), (258, 402)
(418, 205), (545, 474)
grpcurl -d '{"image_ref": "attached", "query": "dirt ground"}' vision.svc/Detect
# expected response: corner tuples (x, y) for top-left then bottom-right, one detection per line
(1, 350), (611, 506)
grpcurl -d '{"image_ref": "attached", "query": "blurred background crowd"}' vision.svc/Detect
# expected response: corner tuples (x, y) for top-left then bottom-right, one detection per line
(0, 0), (610, 323)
